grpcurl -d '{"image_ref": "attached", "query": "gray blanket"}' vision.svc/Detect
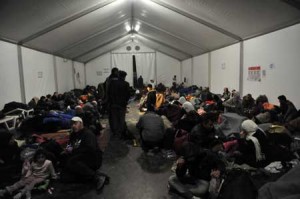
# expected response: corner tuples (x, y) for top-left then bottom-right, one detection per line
(258, 165), (300, 199)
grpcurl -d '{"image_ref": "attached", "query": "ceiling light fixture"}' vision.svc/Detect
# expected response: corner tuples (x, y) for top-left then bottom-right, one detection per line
(134, 23), (140, 32)
(125, 23), (131, 32)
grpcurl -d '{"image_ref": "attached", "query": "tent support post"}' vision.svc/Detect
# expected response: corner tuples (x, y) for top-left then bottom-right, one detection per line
(17, 45), (26, 103)
(53, 56), (58, 92)
(208, 52), (211, 89)
(239, 42), (244, 96)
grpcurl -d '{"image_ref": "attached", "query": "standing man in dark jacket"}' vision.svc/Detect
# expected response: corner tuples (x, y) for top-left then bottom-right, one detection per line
(101, 67), (119, 115)
(107, 70), (130, 138)
(146, 84), (156, 112)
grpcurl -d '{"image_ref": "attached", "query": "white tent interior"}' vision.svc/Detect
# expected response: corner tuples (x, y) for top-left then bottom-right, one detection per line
(1, 0), (300, 109)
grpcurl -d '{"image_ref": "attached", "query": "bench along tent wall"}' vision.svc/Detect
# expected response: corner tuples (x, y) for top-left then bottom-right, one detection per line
(1, 0), (300, 109)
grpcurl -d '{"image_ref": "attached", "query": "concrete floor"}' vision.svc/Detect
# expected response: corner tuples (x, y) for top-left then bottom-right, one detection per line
(97, 102), (177, 199)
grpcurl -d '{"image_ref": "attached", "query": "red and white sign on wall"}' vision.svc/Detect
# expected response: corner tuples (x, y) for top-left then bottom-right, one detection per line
(247, 66), (261, 81)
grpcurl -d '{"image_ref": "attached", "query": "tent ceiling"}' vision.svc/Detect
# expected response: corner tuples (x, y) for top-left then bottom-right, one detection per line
(1, 0), (300, 62)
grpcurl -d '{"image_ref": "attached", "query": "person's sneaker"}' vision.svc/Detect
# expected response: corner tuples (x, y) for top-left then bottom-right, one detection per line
(167, 184), (178, 195)
(25, 191), (31, 199)
(152, 147), (161, 154)
(13, 192), (22, 199)
(192, 196), (201, 199)
(192, 196), (202, 199)
(96, 175), (107, 191)
(0, 189), (7, 197)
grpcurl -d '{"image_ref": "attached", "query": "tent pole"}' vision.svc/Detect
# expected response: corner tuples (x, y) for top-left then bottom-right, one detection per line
(84, 63), (87, 87)
(239, 42), (244, 96)
(72, 61), (76, 89)
(53, 56), (58, 92)
(155, 51), (157, 85)
(17, 45), (26, 103)
(208, 52), (211, 89)
(191, 57), (194, 86)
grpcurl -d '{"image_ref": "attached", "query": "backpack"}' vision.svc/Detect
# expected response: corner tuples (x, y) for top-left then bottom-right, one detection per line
(218, 169), (257, 199)
(173, 129), (189, 155)
(0, 110), (5, 119)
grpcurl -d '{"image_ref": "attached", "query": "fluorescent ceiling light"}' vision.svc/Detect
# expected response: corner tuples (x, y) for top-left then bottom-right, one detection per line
(125, 24), (131, 32)
(134, 23), (140, 32)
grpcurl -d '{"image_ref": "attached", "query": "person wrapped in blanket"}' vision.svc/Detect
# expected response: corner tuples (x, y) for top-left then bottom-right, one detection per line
(0, 149), (57, 199)
(168, 139), (225, 199)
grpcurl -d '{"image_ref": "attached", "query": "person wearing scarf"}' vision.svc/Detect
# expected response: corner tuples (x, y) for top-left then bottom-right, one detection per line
(236, 119), (268, 167)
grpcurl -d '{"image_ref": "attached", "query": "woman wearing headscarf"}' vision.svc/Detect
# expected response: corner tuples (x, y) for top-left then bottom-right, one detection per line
(235, 119), (268, 167)
(235, 119), (295, 168)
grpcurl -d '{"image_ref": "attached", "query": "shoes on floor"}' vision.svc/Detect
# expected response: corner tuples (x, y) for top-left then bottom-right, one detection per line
(192, 196), (202, 199)
(95, 173), (110, 191)
(0, 189), (7, 197)
(25, 191), (31, 199)
(162, 150), (177, 160)
(13, 192), (22, 199)
(96, 175), (106, 191)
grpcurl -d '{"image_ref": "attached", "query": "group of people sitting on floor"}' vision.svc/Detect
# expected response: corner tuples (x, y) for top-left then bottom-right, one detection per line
(0, 85), (113, 199)
(135, 83), (300, 199)
(1, 71), (300, 199)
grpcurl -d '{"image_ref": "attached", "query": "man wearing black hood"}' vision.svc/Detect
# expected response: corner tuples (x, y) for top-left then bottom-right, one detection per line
(107, 70), (130, 138)
(0, 129), (21, 183)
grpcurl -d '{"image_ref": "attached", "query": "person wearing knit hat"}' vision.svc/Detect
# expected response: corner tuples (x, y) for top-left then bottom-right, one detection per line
(222, 90), (243, 115)
(178, 96), (186, 105)
(182, 101), (195, 113)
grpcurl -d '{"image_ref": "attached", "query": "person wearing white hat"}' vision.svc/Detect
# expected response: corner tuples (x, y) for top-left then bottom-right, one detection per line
(60, 117), (108, 190)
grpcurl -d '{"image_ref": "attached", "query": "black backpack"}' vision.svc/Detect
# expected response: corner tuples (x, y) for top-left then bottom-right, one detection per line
(0, 110), (5, 119)
(218, 169), (257, 199)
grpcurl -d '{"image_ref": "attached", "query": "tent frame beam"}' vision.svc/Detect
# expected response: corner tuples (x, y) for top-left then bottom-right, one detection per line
(136, 19), (207, 51)
(149, 0), (242, 41)
(19, 0), (118, 44)
(56, 19), (130, 55)
(74, 34), (131, 60)
(137, 33), (192, 58)
(83, 40), (132, 63)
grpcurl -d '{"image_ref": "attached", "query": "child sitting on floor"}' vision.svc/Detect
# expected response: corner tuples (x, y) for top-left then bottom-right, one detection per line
(0, 149), (57, 199)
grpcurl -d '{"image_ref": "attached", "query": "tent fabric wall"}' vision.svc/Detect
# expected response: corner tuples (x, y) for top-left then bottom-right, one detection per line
(112, 53), (133, 85)
(135, 53), (156, 86)
(113, 42), (155, 54)
(73, 61), (85, 89)
(55, 57), (74, 94)
(243, 23), (300, 109)
(111, 52), (157, 87)
(156, 52), (181, 87)
(86, 53), (111, 87)
(181, 58), (192, 86)
(22, 47), (56, 103)
(192, 53), (209, 88)
(210, 43), (240, 95)
(0, 41), (22, 109)
(85, 48), (179, 88)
